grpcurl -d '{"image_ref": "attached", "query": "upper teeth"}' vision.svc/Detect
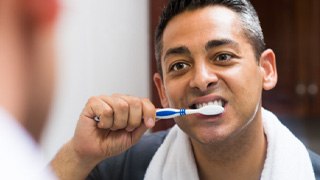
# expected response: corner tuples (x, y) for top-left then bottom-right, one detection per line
(196, 100), (223, 109)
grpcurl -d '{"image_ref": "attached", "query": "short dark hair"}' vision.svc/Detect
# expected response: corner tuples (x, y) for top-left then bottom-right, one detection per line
(154, 0), (266, 76)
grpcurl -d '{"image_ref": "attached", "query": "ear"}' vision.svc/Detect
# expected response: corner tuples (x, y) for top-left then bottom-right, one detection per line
(153, 73), (169, 108)
(259, 49), (278, 90)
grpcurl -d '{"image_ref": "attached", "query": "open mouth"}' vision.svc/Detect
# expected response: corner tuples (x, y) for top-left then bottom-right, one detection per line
(189, 99), (226, 109)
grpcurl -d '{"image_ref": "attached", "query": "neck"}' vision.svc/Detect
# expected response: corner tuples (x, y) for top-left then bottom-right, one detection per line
(191, 111), (267, 180)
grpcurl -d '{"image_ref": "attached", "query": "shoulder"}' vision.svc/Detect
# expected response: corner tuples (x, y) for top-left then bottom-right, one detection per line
(133, 129), (169, 152)
(308, 149), (320, 180)
(86, 130), (169, 180)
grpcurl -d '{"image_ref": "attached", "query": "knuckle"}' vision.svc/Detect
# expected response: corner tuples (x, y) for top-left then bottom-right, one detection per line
(102, 107), (113, 118)
(98, 95), (109, 101)
(130, 98), (142, 109)
(142, 98), (153, 106)
(141, 97), (150, 103)
(142, 99), (155, 110)
(117, 100), (129, 111)
(87, 96), (98, 105)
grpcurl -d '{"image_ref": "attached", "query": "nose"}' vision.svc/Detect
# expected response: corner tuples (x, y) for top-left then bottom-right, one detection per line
(189, 62), (218, 92)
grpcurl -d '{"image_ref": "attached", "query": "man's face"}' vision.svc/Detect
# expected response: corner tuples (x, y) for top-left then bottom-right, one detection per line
(154, 6), (274, 145)
(23, 0), (59, 141)
(0, 0), (58, 141)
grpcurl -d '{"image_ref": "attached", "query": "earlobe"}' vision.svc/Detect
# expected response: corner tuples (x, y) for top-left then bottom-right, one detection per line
(153, 73), (169, 108)
(260, 49), (278, 90)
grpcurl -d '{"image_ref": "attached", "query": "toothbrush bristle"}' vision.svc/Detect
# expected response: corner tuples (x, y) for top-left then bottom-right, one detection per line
(200, 105), (224, 115)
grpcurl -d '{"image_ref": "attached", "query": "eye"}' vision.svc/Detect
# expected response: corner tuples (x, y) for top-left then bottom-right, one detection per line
(169, 62), (190, 72)
(215, 53), (232, 62)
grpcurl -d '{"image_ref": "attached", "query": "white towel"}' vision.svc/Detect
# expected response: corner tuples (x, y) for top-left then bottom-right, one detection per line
(144, 109), (315, 180)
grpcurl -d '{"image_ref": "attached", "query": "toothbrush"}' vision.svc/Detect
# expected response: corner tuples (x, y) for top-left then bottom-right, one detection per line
(94, 105), (224, 121)
(156, 105), (224, 119)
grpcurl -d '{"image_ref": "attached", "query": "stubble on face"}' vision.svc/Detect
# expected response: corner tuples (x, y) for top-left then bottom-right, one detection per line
(159, 6), (265, 147)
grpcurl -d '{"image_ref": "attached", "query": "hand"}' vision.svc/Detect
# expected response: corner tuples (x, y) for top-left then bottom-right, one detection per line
(72, 94), (156, 163)
(51, 94), (156, 180)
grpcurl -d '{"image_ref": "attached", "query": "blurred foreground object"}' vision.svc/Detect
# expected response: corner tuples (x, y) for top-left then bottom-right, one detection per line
(0, 0), (59, 179)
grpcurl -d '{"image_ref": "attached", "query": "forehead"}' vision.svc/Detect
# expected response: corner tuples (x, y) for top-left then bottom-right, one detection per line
(162, 5), (245, 56)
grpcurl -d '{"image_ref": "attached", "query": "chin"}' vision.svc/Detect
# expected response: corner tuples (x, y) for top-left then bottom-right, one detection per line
(194, 131), (229, 145)
(180, 123), (228, 145)
(25, 105), (51, 142)
(25, 86), (54, 142)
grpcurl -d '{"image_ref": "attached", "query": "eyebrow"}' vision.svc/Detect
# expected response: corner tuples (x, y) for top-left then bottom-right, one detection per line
(205, 39), (240, 52)
(163, 46), (191, 61)
(163, 39), (240, 61)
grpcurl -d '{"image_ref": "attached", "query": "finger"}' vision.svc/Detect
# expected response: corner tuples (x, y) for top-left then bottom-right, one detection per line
(120, 96), (143, 132)
(101, 95), (129, 130)
(141, 98), (156, 128)
(82, 96), (106, 119)
(79, 96), (113, 130)
(95, 96), (114, 129)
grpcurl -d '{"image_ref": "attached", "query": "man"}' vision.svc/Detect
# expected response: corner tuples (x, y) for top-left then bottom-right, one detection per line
(0, 0), (59, 179)
(52, 0), (320, 179)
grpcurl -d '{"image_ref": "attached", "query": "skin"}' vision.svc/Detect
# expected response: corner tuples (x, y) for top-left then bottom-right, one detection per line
(153, 6), (277, 180)
(51, 95), (156, 179)
(52, 5), (277, 180)
(0, 0), (59, 142)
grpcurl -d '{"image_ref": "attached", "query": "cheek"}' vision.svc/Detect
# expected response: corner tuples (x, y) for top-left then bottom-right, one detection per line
(164, 78), (188, 107)
(223, 65), (263, 116)
(223, 63), (262, 95)
(29, 27), (56, 112)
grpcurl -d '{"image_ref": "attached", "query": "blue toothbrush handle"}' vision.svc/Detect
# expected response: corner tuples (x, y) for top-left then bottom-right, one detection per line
(95, 108), (188, 121)
(156, 108), (186, 119)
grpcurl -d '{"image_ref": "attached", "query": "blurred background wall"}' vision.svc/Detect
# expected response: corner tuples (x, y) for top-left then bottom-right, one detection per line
(40, 0), (150, 162)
